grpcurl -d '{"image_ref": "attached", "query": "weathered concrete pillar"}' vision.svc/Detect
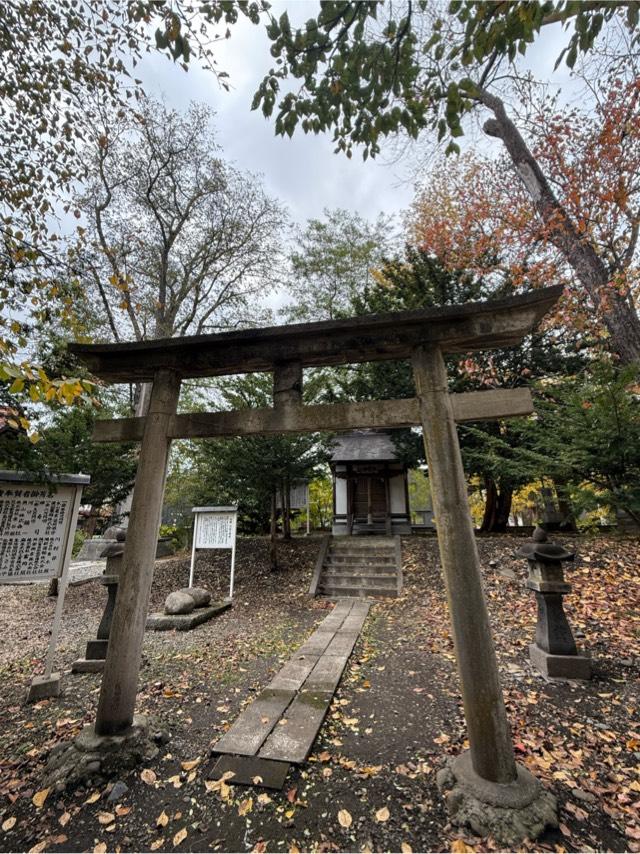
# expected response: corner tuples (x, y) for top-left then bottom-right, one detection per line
(412, 345), (516, 782)
(95, 369), (181, 736)
(273, 360), (303, 409)
(411, 346), (557, 844)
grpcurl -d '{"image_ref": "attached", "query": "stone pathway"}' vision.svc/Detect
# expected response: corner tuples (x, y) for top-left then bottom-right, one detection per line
(209, 599), (370, 788)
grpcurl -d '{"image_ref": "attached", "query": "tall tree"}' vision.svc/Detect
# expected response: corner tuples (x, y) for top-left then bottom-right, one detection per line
(284, 209), (395, 322)
(0, 1), (265, 405)
(78, 99), (286, 345)
(254, 1), (640, 363)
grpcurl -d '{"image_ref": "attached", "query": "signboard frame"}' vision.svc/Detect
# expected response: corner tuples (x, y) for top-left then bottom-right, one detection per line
(188, 505), (238, 599)
(0, 470), (89, 698)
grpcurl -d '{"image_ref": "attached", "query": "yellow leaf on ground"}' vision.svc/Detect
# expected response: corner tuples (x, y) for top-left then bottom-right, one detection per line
(401, 843), (413, 853)
(115, 805), (131, 817)
(338, 809), (352, 828)
(93, 844), (107, 854)
(84, 791), (101, 804)
(181, 758), (200, 772)
(375, 806), (390, 822)
(2, 817), (16, 831)
(290, 845), (301, 853)
(150, 839), (164, 851)
(257, 793), (272, 805)
(32, 789), (49, 809)
(238, 797), (253, 817)
(173, 827), (188, 846)
(451, 840), (475, 852)
(98, 812), (115, 825)
(28, 842), (48, 854)
(141, 769), (157, 785)
(58, 812), (71, 827)
(156, 811), (169, 828)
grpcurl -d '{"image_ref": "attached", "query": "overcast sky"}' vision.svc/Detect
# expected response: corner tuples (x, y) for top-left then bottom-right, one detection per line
(135, 4), (574, 232)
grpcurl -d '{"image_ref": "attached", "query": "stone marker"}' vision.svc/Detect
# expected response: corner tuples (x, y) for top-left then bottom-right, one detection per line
(517, 527), (591, 681)
(178, 586), (211, 607)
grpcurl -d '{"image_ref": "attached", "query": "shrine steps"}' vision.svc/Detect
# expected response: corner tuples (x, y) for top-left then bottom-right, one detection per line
(311, 535), (402, 599)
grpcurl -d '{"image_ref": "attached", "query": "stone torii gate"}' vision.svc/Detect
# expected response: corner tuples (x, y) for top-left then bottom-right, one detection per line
(64, 286), (561, 842)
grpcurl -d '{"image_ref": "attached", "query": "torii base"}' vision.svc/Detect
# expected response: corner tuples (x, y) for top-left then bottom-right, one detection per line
(436, 751), (558, 846)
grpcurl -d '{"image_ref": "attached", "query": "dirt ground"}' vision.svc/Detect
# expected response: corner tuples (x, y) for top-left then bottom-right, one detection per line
(0, 534), (638, 854)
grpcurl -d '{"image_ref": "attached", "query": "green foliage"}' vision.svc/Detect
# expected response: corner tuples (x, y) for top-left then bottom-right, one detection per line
(284, 208), (395, 322)
(519, 362), (640, 523)
(254, 2), (636, 158)
(72, 529), (87, 558)
(159, 523), (190, 552)
(308, 476), (333, 530)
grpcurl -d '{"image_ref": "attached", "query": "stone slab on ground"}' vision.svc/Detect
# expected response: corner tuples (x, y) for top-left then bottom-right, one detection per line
(72, 658), (105, 674)
(146, 599), (231, 631)
(27, 673), (61, 702)
(267, 654), (319, 692)
(208, 754), (291, 790)
(213, 689), (296, 757)
(213, 599), (369, 774)
(258, 689), (334, 764)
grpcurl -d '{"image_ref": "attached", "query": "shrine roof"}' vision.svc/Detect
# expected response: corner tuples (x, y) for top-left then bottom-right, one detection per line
(69, 285), (562, 382)
(331, 431), (400, 463)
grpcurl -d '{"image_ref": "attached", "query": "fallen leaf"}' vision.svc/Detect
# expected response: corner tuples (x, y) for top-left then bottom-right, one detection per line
(286, 787), (297, 803)
(98, 811), (115, 825)
(252, 842), (266, 853)
(93, 844), (107, 854)
(257, 793), (272, 805)
(181, 758), (200, 772)
(290, 846), (300, 854)
(338, 809), (352, 828)
(141, 768), (157, 785)
(317, 751), (331, 762)
(451, 840), (475, 853)
(115, 805), (131, 817)
(150, 839), (164, 850)
(252, 776), (264, 785)
(173, 827), (187, 846)
(2, 817), (16, 831)
(32, 788), (49, 809)
(51, 836), (67, 845)
(84, 791), (101, 804)
(58, 812), (71, 827)
(238, 797), (253, 816)
(28, 842), (48, 854)
(401, 844), (413, 853)
(156, 811), (169, 828)
(375, 806), (390, 823)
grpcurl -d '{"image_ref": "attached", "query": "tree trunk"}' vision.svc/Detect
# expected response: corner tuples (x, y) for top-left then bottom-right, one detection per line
(480, 477), (513, 533)
(269, 489), (278, 571)
(480, 476), (498, 532)
(478, 87), (640, 365)
(554, 480), (577, 531)
(283, 476), (292, 540)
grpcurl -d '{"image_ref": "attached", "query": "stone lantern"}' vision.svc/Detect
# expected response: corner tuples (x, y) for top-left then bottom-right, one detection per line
(72, 528), (125, 673)
(516, 527), (591, 681)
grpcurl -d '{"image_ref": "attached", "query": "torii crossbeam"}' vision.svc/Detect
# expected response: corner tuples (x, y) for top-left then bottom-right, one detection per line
(68, 285), (562, 841)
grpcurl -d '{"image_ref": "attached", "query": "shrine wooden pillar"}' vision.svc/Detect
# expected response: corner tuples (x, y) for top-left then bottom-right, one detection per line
(95, 368), (181, 736)
(412, 345), (517, 785)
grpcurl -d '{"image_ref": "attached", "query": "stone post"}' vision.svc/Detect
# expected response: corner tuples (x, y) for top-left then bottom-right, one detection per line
(95, 369), (181, 736)
(412, 346), (557, 844)
(517, 527), (591, 680)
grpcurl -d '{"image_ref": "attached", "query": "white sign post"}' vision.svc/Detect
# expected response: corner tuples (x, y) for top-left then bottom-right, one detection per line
(0, 471), (89, 701)
(189, 505), (238, 600)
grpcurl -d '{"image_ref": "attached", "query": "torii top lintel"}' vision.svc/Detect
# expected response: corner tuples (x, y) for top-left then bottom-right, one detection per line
(69, 286), (562, 383)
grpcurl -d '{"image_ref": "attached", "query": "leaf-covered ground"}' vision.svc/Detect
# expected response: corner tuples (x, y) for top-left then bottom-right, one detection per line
(0, 534), (638, 853)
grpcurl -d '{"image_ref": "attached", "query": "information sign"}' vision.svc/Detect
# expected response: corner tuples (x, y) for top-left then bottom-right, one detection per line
(0, 471), (89, 699)
(189, 505), (237, 599)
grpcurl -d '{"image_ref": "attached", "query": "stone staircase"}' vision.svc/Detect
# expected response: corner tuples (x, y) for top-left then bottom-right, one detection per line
(310, 536), (402, 599)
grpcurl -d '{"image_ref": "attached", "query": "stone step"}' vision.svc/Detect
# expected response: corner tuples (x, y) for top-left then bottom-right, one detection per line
(321, 572), (396, 585)
(319, 585), (398, 599)
(329, 542), (395, 551)
(324, 558), (397, 572)
(323, 572), (397, 585)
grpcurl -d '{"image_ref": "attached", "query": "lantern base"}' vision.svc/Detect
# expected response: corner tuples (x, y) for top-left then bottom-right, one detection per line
(529, 643), (591, 681)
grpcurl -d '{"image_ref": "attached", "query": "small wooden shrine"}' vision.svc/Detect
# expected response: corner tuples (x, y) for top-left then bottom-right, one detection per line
(330, 430), (411, 535)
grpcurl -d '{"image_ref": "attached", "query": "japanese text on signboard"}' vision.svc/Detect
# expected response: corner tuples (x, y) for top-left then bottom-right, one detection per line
(195, 513), (235, 549)
(0, 484), (74, 582)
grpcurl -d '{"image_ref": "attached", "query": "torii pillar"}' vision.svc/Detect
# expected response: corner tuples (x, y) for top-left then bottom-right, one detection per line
(412, 345), (557, 842)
